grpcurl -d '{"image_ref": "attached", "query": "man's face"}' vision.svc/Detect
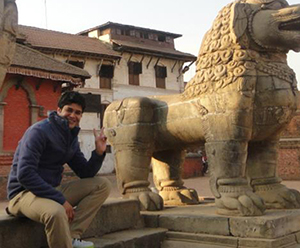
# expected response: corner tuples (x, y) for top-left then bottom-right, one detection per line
(57, 103), (83, 129)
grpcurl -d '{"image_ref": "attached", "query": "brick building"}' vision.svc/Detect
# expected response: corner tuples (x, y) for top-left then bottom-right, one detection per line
(18, 23), (196, 173)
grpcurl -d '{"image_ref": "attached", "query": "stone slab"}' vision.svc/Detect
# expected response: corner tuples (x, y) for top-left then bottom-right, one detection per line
(238, 233), (300, 248)
(0, 215), (48, 248)
(230, 209), (300, 239)
(165, 231), (237, 247)
(163, 231), (300, 248)
(162, 240), (232, 248)
(88, 228), (167, 248)
(83, 198), (143, 238)
(142, 203), (230, 236)
(141, 204), (300, 239)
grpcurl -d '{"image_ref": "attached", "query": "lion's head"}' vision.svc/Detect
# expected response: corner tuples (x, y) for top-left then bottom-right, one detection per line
(183, 0), (299, 100)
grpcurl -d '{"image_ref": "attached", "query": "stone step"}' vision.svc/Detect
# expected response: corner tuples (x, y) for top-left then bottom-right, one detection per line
(82, 198), (144, 238)
(142, 204), (300, 248)
(142, 204), (300, 239)
(162, 240), (232, 248)
(0, 198), (143, 248)
(162, 231), (300, 248)
(87, 228), (167, 248)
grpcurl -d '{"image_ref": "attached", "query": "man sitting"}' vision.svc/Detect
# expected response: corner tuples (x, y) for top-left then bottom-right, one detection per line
(7, 91), (111, 248)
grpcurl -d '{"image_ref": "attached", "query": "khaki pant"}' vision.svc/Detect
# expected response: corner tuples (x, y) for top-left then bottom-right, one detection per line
(8, 177), (112, 248)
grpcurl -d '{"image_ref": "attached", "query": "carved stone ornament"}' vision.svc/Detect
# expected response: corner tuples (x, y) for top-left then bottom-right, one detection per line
(104, 0), (300, 216)
(0, 0), (18, 89)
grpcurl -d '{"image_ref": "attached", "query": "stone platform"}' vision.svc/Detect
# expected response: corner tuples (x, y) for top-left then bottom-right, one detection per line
(0, 198), (167, 248)
(1, 199), (300, 247)
(142, 203), (300, 248)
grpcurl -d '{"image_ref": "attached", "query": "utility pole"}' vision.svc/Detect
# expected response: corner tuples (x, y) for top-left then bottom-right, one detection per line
(44, 0), (48, 29)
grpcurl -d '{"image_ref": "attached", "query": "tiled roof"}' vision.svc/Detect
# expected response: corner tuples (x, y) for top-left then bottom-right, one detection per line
(18, 25), (121, 59)
(77, 21), (182, 38)
(112, 39), (196, 62)
(8, 44), (91, 84)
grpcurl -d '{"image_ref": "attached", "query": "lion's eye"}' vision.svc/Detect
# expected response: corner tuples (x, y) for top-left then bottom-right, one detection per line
(263, 1), (288, 10)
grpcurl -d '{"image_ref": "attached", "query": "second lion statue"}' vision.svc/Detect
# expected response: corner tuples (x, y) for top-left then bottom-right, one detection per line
(104, 0), (300, 216)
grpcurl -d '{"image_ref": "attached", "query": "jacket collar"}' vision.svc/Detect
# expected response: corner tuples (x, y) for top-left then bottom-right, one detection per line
(48, 111), (80, 138)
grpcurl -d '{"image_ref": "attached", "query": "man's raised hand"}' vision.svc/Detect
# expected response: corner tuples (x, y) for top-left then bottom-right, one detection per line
(94, 127), (107, 155)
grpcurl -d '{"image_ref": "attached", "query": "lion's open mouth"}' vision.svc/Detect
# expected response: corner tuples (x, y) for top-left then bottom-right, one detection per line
(279, 18), (300, 31)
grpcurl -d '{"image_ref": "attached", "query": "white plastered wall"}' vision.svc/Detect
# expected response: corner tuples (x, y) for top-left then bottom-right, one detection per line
(52, 52), (185, 175)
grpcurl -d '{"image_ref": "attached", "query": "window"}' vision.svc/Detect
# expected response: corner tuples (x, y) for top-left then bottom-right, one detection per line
(67, 60), (84, 69)
(125, 29), (130, 36)
(99, 65), (114, 89)
(141, 32), (149, 39)
(158, 35), (166, 42)
(128, 62), (142, 86)
(81, 93), (101, 113)
(155, 65), (167, 89)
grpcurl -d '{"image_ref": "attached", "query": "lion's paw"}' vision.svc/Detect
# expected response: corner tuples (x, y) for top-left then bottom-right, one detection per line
(255, 183), (300, 209)
(216, 188), (265, 216)
(159, 187), (199, 206)
(126, 190), (164, 211)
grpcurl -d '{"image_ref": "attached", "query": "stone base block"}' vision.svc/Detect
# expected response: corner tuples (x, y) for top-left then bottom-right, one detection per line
(142, 204), (300, 248)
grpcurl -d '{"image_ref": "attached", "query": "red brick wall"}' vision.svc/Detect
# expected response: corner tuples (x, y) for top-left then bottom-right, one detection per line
(0, 76), (62, 200)
(27, 78), (61, 121)
(182, 156), (204, 179)
(3, 86), (31, 151)
(277, 106), (300, 180)
(2, 76), (61, 152)
(277, 147), (300, 180)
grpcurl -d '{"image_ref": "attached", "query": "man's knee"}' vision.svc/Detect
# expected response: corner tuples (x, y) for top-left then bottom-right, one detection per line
(42, 204), (67, 224)
(91, 177), (112, 197)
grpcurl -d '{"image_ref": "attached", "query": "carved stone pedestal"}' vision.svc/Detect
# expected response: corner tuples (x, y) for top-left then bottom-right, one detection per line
(142, 204), (300, 248)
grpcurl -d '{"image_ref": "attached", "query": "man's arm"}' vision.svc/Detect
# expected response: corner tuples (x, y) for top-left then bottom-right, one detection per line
(68, 128), (107, 178)
(17, 127), (66, 205)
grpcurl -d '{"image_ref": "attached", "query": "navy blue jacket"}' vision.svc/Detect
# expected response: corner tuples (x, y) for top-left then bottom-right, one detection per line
(7, 111), (105, 205)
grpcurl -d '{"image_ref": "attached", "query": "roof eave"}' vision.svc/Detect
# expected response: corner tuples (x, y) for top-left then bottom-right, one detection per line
(25, 45), (121, 61)
(7, 66), (88, 86)
(114, 45), (196, 62)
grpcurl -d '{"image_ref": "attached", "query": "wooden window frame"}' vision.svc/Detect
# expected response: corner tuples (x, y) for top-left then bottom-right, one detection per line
(155, 65), (167, 89)
(81, 93), (101, 113)
(99, 65), (114, 89)
(128, 62), (142, 86)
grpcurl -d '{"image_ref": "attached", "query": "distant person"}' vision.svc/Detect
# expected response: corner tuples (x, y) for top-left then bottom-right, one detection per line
(202, 154), (208, 175)
(6, 91), (111, 248)
(198, 150), (208, 175)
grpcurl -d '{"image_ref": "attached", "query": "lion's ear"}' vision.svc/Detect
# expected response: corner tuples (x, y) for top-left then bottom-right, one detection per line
(231, 3), (248, 41)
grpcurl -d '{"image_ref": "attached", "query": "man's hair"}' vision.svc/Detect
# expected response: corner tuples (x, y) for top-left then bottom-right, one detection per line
(58, 91), (86, 112)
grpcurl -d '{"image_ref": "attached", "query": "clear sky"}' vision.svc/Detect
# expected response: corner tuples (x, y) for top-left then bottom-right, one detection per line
(16, 0), (300, 84)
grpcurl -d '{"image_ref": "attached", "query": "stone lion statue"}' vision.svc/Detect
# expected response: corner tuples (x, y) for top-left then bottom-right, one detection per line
(0, 0), (18, 88)
(104, 0), (300, 216)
